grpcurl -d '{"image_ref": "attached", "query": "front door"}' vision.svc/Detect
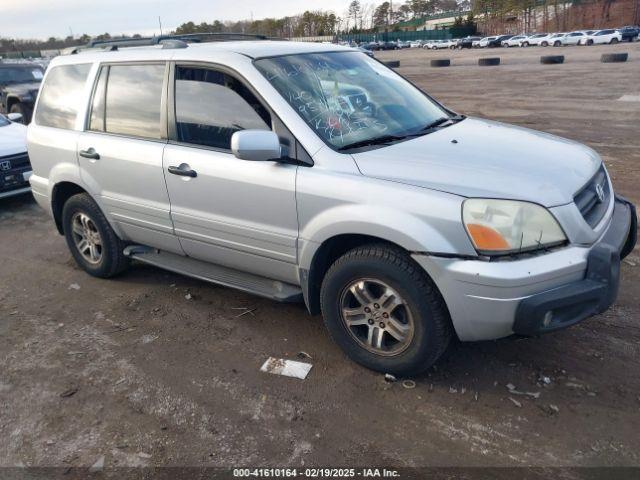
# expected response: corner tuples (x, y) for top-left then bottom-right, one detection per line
(163, 65), (299, 283)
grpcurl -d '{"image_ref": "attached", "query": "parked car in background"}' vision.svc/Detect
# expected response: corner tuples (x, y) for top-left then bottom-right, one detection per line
(440, 39), (458, 49)
(476, 37), (497, 48)
(28, 38), (637, 375)
(357, 47), (374, 57)
(488, 35), (513, 47)
(457, 37), (481, 49)
(396, 41), (411, 49)
(380, 41), (399, 50)
(559, 31), (587, 45)
(409, 40), (423, 48)
(433, 40), (453, 49)
(363, 42), (381, 51)
(502, 35), (528, 47)
(584, 29), (622, 45)
(617, 26), (638, 42)
(577, 31), (597, 45)
(0, 112), (31, 199)
(548, 33), (568, 46)
(521, 33), (551, 46)
(0, 62), (45, 124)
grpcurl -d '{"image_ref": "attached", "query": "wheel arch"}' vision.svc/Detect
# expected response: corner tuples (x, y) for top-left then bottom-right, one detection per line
(51, 181), (89, 234)
(301, 234), (413, 315)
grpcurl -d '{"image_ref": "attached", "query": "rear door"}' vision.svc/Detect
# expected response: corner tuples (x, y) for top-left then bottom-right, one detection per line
(77, 62), (182, 253)
(162, 64), (299, 283)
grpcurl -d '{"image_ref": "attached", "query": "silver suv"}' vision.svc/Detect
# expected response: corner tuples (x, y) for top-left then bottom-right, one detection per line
(27, 36), (636, 375)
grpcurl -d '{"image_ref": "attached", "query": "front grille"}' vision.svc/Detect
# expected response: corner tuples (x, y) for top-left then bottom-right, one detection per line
(0, 152), (30, 169)
(574, 164), (610, 228)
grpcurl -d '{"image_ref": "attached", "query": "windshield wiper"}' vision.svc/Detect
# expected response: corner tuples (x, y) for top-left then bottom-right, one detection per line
(416, 114), (465, 133)
(337, 134), (409, 151)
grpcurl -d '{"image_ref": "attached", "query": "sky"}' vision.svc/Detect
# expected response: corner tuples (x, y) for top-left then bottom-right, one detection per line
(2, 0), (354, 40)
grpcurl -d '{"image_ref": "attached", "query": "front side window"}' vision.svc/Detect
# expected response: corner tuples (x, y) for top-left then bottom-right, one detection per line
(35, 64), (91, 129)
(174, 66), (271, 150)
(255, 52), (449, 150)
(90, 64), (165, 139)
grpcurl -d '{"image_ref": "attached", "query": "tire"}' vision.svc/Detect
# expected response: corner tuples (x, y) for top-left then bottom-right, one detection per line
(430, 59), (450, 67)
(320, 244), (453, 375)
(62, 193), (129, 278)
(541, 41), (548, 47)
(541, 55), (565, 64)
(9, 102), (31, 124)
(522, 42), (529, 47)
(610, 37), (618, 44)
(553, 41), (561, 47)
(478, 57), (500, 66)
(587, 39), (593, 46)
(601, 52), (628, 63)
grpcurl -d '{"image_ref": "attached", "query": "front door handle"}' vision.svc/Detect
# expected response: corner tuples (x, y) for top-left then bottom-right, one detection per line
(168, 163), (197, 178)
(79, 148), (100, 160)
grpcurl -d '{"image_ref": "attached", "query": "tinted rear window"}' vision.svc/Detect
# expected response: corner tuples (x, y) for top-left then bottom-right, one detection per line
(35, 64), (91, 129)
(97, 64), (165, 139)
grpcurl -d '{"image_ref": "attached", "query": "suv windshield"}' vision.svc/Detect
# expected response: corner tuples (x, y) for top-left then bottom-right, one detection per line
(0, 66), (44, 84)
(254, 51), (450, 150)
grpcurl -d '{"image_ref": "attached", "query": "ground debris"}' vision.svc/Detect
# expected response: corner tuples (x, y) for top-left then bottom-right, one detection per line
(68, 283), (81, 290)
(260, 357), (312, 379)
(506, 383), (541, 399)
(89, 455), (104, 473)
(60, 387), (78, 398)
(509, 397), (522, 408)
(402, 380), (416, 389)
(384, 373), (397, 383)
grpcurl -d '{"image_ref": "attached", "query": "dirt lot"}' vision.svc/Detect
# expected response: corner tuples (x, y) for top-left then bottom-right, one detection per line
(1, 43), (639, 473)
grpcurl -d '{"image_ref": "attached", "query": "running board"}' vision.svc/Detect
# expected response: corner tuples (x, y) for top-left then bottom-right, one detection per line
(123, 246), (303, 303)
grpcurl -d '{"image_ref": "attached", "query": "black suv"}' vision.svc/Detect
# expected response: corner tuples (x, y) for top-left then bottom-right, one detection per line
(0, 63), (45, 124)
(618, 26), (639, 42)
(488, 35), (514, 47)
(457, 37), (481, 49)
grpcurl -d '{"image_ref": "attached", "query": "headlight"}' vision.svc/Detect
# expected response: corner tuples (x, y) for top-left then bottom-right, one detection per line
(462, 199), (566, 255)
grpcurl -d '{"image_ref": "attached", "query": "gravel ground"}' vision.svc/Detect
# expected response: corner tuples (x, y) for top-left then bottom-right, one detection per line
(1, 42), (639, 473)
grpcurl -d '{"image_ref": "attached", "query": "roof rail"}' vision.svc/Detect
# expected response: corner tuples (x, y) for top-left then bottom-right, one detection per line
(65, 32), (281, 54)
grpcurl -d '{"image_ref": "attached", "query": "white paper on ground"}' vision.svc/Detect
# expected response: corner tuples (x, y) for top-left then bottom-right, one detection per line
(260, 357), (312, 379)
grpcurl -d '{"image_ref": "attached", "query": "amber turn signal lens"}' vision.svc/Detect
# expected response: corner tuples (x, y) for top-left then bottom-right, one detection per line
(466, 224), (510, 251)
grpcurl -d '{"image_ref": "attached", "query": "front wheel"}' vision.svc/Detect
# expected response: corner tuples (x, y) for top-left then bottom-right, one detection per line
(320, 245), (453, 375)
(62, 193), (129, 278)
(610, 38), (618, 44)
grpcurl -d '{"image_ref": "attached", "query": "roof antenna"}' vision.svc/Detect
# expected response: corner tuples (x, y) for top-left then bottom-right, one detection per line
(158, 16), (163, 36)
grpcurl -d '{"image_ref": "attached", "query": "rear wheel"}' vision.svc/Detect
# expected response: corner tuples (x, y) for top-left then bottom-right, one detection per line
(320, 244), (452, 375)
(62, 193), (129, 278)
(522, 42), (529, 47)
(610, 37), (618, 44)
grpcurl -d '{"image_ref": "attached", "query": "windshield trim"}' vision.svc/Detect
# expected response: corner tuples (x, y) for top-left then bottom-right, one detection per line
(252, 51), (459, 154)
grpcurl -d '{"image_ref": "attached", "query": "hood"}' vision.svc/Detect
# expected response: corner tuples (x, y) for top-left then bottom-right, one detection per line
(0, 121), (28, 156)
(352, 117), (601, 207)
(3, 81), (41, 97)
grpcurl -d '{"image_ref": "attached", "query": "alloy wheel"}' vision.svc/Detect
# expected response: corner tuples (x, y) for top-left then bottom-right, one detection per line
(71, 212), (103, 264)
(339, 278), (415, 356)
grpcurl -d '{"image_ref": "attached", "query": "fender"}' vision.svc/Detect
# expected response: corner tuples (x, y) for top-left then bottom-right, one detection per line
(44, 163), (127, 239)
(298, 203), (476, 272)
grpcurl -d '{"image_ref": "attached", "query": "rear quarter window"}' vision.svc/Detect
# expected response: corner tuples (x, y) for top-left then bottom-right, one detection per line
(35, 64), (91, 129)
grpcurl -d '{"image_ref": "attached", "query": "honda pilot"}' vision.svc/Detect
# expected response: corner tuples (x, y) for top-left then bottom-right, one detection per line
(27, 37), (636, 375)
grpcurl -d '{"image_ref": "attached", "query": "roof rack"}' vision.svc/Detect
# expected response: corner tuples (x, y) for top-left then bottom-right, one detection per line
(67, 32), (279, 54)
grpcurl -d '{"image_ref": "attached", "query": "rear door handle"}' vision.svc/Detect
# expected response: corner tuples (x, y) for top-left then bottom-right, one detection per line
(168, 163), (197, 178)
(79, 148), (100, 160)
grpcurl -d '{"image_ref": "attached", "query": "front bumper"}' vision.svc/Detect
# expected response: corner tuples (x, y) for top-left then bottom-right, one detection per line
(0, 169), (32, 199)
(412, 196), (636, 341)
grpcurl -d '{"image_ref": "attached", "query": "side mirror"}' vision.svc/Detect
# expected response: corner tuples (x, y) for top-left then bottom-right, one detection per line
(7, 112), (23, 123)
(231, 130), (281, 162)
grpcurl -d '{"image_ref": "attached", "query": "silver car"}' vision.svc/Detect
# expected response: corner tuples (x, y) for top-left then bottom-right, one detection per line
(27, 38), (636, 375)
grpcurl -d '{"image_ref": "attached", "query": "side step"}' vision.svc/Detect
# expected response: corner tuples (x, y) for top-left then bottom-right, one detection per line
(123, 246), (303, 303)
